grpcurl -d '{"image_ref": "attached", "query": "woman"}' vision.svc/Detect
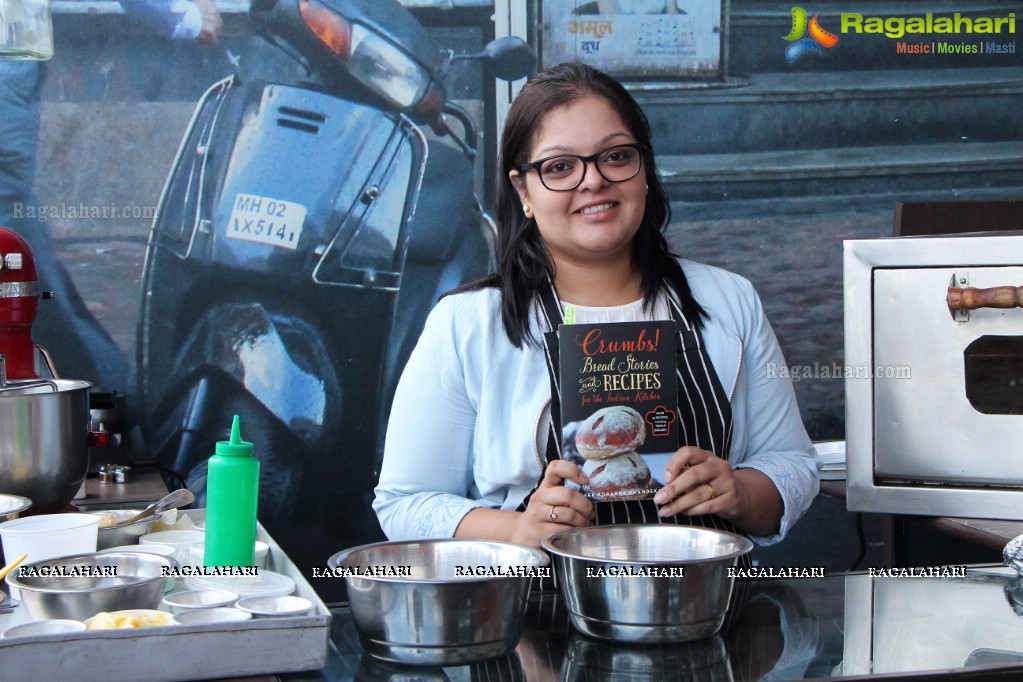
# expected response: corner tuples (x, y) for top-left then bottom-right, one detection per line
(374, 62), (819, 552)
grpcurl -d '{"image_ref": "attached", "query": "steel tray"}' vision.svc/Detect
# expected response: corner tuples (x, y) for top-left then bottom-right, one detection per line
(0, 512), (331, 682)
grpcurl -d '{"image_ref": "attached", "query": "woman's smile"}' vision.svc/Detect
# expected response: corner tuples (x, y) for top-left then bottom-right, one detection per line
(575, 201), (618, 216)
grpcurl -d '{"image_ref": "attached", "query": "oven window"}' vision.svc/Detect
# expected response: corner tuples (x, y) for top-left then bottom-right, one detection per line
(964, 336), (1023, 415)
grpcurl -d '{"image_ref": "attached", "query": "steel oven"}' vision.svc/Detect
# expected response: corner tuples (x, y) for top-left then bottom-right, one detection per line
(845, 233), (1023, 519)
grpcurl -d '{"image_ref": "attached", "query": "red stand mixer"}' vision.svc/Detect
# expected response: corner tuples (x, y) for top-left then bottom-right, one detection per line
(0, 225), (52, 381)
(0, 225), (92, 515)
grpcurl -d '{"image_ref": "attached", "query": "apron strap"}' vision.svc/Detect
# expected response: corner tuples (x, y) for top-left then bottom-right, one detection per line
(515, 279), (566, 510)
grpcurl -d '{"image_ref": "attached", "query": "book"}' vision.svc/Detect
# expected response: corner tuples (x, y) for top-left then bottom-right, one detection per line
(558, 320), (678, 501)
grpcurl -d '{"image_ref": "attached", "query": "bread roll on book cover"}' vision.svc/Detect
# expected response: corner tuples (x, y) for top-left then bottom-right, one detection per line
(558, 321), (678, 501)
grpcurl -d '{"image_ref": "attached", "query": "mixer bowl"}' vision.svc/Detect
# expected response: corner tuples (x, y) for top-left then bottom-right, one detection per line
(0, 494), (32, 522)
(329, 539), (549, 665)
(0, 378), (92, 513)
(542, 525), (752, 643)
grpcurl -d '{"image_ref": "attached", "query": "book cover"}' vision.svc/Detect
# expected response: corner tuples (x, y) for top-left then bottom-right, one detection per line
(558, 320), (678, 501)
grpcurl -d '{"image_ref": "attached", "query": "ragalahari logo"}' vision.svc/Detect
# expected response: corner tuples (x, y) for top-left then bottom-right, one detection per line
(783, 7), (840, 62)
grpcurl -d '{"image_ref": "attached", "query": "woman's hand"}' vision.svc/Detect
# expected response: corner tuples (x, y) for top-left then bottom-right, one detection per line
(653, 446), (741, 518)
(511, 459), (595, 547)
(652, 446), (783, 537)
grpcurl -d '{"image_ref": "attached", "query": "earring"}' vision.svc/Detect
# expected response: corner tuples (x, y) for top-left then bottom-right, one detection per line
(523, 205), (533, 218)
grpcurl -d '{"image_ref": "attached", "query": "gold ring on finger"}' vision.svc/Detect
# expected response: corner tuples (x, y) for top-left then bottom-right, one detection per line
(705, 483), (717, 500)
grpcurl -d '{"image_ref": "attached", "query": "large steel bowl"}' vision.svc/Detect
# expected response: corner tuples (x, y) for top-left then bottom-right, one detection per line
(542, 525), (752, 643)
(0, 378), (92, 513)
(6, 551), (174, 621)
(328, 539), (549, 665)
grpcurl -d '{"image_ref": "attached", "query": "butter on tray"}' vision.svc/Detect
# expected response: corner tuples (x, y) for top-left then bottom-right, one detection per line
(150, 510), (197, 532)
(95, 513), (119, 528)
(85, 609), (177, 630)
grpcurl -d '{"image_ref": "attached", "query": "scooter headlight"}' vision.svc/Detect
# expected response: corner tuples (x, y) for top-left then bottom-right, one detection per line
(299, 0), (431, 111)
(347, 24), (430, 110)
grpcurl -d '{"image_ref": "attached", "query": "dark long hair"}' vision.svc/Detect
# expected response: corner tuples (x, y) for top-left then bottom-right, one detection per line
(463, 62), (706, 347)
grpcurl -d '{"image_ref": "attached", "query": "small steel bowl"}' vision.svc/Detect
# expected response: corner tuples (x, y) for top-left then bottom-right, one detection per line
(235, 595), (314, 618)
(89, 509), (156, 550)
(6, 551), (175, 621)
(162, 589), (239, 614)
(328, 539), (549, 666)
(175, 606), (252, 625)
(542, 525), (752, 643)
(2, 619), (86, 638)
(0, 494), (32, 523)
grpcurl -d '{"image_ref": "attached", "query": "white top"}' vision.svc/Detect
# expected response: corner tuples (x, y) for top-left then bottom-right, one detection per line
(561, 296), (670, 324)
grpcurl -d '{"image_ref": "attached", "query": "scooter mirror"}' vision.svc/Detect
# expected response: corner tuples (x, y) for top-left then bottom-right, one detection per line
(479, 36), (536, 82)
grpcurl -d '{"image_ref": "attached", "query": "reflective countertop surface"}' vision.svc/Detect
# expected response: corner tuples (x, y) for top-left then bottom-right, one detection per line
(286, 566), (1023, 681)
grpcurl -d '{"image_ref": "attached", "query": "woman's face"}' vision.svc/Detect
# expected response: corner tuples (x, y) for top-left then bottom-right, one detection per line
(509, 96), (647, 269)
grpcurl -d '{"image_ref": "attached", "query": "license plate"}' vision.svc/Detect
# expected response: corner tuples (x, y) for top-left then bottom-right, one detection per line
(226, 193), (306, 250)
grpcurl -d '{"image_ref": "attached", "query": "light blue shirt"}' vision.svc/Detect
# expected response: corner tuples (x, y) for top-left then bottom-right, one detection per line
(374, 259), (821, 545)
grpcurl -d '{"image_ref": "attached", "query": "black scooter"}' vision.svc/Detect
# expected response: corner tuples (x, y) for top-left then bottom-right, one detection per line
(135, 0), (533, 596)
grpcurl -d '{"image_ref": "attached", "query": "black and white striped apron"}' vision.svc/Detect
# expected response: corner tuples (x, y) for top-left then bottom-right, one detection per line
(519, 264), (753, 616)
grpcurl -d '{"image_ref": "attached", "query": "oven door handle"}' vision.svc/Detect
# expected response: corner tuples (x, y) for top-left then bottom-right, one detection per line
(947, 281), (1023, 317)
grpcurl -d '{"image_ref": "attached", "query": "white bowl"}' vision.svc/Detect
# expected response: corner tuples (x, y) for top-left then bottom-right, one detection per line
(100, 543), (176, 558)
(162, 589), (238, 614)
(185, 539), (269, 570)
(140, 530), (204, 564)
(0, 513), (100, 597)
(235, 595), (314, 618)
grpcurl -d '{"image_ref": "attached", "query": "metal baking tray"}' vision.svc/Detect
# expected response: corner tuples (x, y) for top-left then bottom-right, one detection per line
(0, 513), (331, 682)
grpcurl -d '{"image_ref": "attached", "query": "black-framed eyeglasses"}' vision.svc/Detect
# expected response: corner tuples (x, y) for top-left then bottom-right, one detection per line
(517, 142), (646, 192)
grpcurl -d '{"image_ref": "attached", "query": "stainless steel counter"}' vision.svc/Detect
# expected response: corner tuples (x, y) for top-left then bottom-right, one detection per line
(285, 566), (1023, 681)
(77, 465), (171, 510)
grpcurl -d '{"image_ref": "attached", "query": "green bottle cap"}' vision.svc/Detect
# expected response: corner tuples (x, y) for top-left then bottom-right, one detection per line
(215, 415), (253, 457)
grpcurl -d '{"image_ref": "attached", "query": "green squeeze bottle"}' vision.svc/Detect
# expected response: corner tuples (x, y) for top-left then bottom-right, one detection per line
(203, 415), (259, 567)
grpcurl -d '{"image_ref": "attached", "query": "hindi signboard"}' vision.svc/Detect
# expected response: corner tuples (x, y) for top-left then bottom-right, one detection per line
(541, 0), (724, 78)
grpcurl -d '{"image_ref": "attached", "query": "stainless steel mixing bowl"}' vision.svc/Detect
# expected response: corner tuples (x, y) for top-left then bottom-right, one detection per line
(542, 524), (752, 643)
(7, 551), (174, 621)
(90, 509), (157, 550)
(0, 378), (92, 513)
(328, 539), (549, 665)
